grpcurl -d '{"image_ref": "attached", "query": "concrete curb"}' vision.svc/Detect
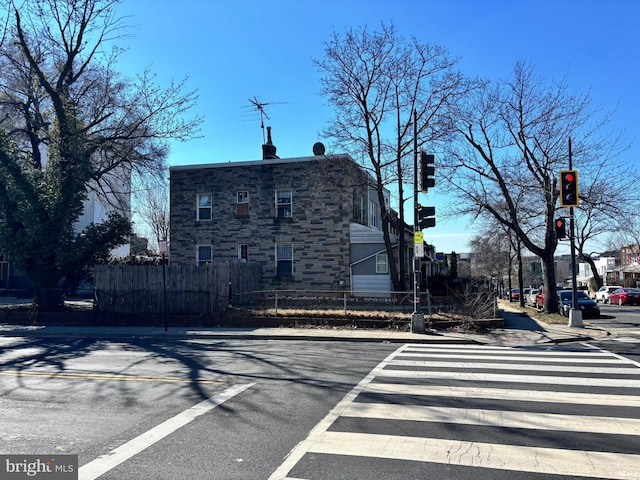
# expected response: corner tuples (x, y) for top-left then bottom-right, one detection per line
(0, 324), (483, 344)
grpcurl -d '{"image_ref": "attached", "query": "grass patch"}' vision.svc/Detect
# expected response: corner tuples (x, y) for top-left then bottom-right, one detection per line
(233, 306), (470, 322)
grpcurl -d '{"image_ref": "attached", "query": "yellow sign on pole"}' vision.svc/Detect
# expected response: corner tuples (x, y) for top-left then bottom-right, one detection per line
(414, 231), (423, 244)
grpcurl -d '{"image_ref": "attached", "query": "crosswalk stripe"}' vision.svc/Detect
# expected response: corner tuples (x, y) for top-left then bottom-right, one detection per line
(377, 368), (640, 387)
(402, 345), (610, 355)
(387, 359), (640, 374)
(341, 401), (640, 435)
(364, 382), (640, 407)
(396, 352), (627, 363)
(309, 431), (640, 479)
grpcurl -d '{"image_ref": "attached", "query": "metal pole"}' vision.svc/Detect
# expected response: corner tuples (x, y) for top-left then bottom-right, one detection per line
(568, 137), (583, 327)
(411, 109), (425, 333)
(162, 252), (167, 332)
(413, 109), (419, 315)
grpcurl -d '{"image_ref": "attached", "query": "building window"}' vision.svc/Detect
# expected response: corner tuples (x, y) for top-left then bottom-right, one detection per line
(376, 253), (388, 274)
(197, 194), (212, 220)
(352, 191), (367, 225)
(238, 244), (248, 262)
(276, 244), (293, 276)
(369, 200), (380, 228)
(237, 191), (249, 203)
(236, 190), (249, 217)
(197, 245), (212, 266)
(276, 190), (292, 218)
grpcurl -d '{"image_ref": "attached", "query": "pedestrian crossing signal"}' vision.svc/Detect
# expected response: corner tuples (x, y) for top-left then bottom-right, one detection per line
(418, 204), (436, 229)
(555, 218), (566, 240)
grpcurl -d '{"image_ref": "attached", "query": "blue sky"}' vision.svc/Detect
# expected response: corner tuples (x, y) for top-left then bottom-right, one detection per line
(116, 0), (639, 253)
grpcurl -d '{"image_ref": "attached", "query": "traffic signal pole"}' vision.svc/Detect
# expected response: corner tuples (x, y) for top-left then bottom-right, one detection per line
(567, 138), (582, 328)
(411, 110), (425, 333)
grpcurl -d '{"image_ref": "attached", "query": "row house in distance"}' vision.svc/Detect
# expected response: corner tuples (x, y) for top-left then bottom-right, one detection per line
(169, 136), (410, 293)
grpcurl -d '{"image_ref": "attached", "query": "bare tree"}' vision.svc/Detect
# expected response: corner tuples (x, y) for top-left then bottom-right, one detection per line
(132, 176), (170, 253)
(607, 204), (640, 263)
(0, 0), (201, 308)
(445, 60), (632, 314)
(314, 22), (469, 290)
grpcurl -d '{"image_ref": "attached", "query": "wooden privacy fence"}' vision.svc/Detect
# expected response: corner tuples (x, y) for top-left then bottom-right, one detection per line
(94, 262), (262, 315)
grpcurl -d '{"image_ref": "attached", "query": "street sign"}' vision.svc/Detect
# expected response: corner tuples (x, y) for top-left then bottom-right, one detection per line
(414, 243), (424, 258)
(414, 231), (424, 244)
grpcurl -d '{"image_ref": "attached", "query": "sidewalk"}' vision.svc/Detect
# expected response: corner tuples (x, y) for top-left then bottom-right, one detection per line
(0, 302), (608, 346)
(471, 302), (610, 346)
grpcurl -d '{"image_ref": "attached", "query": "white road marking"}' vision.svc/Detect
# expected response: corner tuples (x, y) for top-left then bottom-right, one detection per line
(377, 369), (640, 387)
(78, 383), (254, 480)
(397, 351), (628, 363)
(365, 382), (640, 407)
(402, 345), (610, 355)
(342, 402), (640, 435)
(387, 359), (640, 374)
(309, 431), (640, 480)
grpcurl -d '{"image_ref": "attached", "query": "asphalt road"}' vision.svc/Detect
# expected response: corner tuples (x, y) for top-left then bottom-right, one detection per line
(1, 312), (640, 479)
(0, 336), (397, 479)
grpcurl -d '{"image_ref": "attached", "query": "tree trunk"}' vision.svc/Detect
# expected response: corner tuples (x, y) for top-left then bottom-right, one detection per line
(585, 257), (603, 289)
(517, 246), (525, 307)
(542, 254), (559, 314)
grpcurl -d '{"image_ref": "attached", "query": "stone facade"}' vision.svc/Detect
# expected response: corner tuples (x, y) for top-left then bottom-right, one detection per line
(170, 154), (377, 290)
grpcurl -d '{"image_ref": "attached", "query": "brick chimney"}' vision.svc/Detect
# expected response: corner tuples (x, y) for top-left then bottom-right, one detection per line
(262, 126), (279, 160)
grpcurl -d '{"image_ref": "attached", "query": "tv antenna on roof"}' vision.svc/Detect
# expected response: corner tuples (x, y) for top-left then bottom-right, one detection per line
(244, 96), (289, 143)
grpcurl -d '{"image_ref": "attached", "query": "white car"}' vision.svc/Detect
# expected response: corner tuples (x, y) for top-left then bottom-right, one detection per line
(594, 285), (622, 303)
(525, 288), (538, 307)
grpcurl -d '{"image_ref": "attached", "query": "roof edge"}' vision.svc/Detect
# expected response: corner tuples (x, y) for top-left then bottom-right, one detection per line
(169, 154), (354, 171)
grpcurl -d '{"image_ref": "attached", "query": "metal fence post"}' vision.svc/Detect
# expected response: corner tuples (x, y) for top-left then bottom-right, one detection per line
(343, 291), (347, 315)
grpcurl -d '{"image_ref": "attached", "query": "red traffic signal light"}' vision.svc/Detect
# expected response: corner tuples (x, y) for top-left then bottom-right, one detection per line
(559, 169), (579, 207)
(555, 218), (566, 239)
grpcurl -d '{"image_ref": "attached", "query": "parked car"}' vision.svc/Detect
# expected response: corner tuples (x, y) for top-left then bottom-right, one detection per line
(558, 290), (601, 318)
(525, 288), (538, 307)
(535, 285), (564, 310)
(594, 285), (622, 303)
(609, 287), (640, 306)
(510, 288), (520, 302)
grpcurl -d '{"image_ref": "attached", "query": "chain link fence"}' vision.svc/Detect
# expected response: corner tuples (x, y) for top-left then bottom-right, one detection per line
(233, 288), (497, 320)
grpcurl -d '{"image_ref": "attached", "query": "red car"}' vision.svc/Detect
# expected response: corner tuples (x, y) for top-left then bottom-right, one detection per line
(609, 287), (640, 306)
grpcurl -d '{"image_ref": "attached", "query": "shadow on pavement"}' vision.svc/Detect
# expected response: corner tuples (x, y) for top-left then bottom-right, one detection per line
(499, 309), (547, 332)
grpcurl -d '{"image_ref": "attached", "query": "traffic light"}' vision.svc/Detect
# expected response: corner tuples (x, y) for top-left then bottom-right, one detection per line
(555, 218), (566, 240)
(420, 151), (435, 192)
(559, 169), (579, 207)
(418, 204), (436, 229)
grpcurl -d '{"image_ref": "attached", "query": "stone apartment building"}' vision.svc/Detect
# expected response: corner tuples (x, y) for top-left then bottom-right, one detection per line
(169, 139), (408, 293)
